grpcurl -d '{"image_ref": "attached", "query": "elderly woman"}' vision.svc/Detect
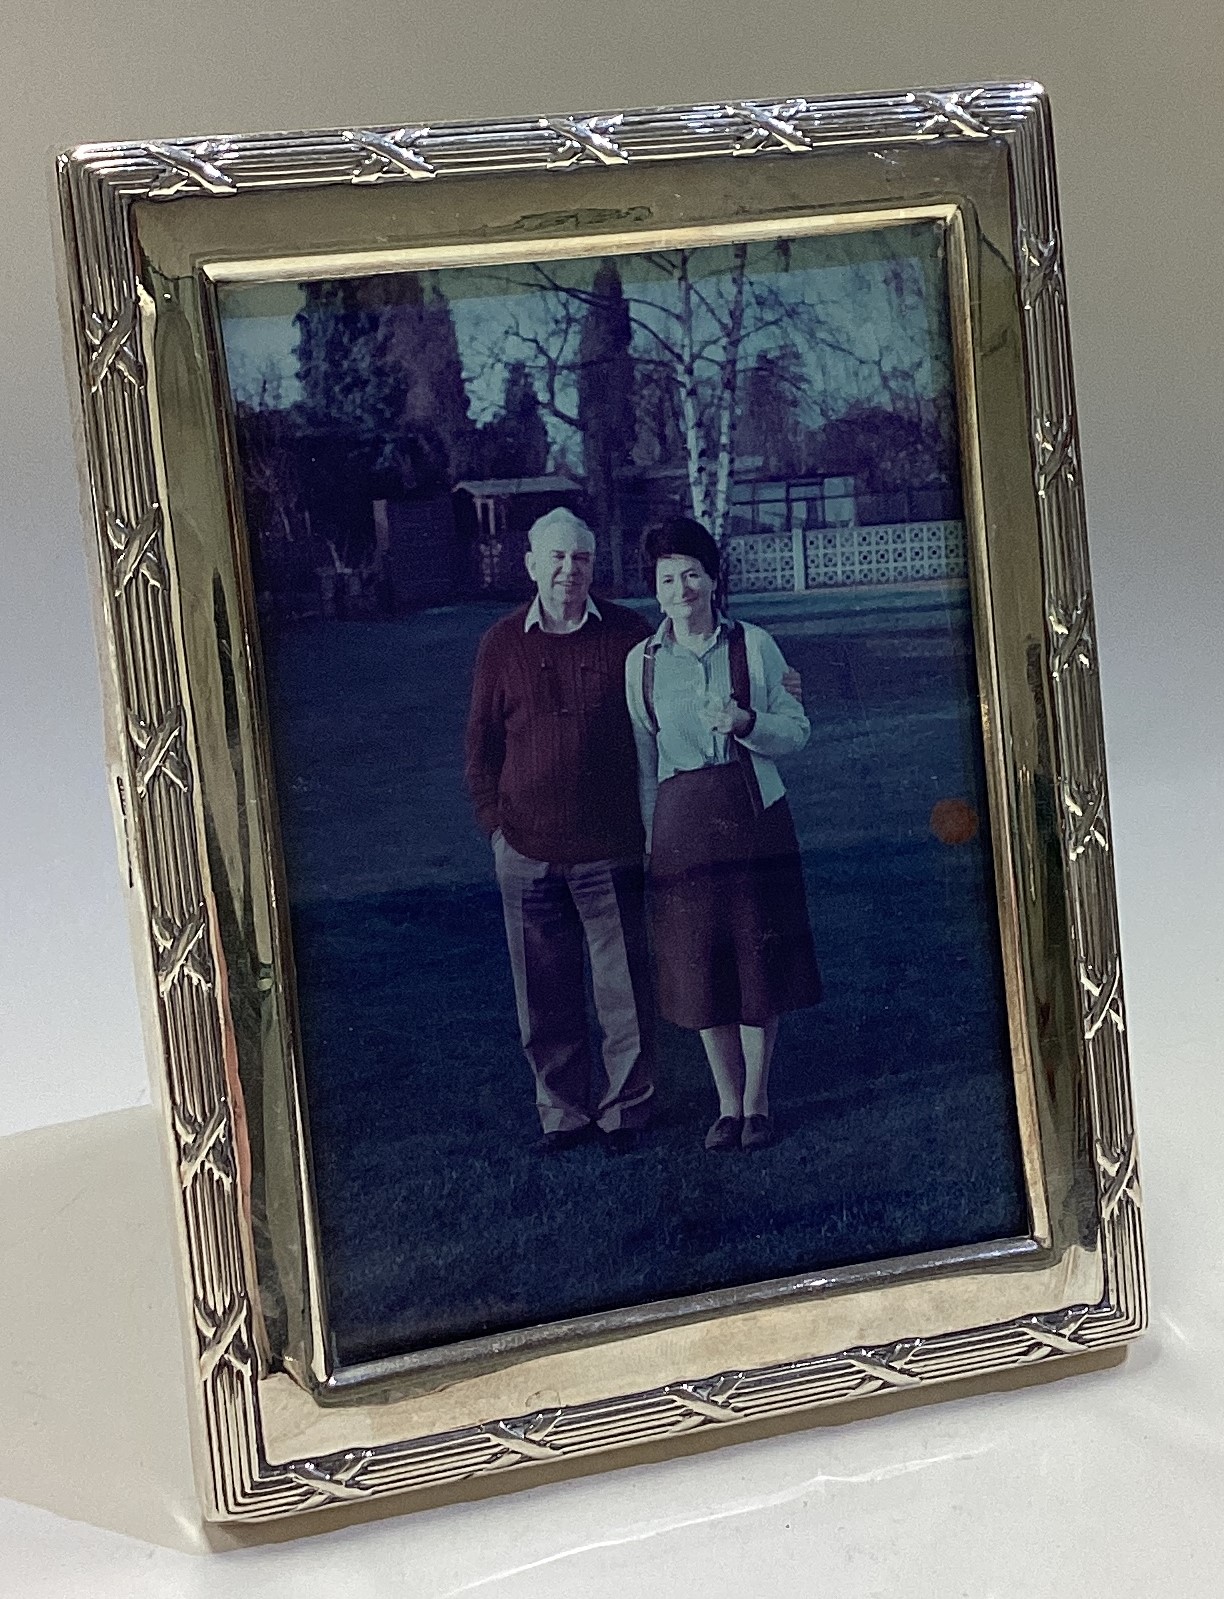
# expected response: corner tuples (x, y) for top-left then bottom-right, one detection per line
(626, 516), (821, 1152)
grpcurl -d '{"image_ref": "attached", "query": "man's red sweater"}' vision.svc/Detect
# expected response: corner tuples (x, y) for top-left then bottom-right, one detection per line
(464, 600), (650, 864)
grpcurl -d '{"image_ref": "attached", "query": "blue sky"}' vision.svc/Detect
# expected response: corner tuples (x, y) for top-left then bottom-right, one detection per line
(217, 223), (953, 450)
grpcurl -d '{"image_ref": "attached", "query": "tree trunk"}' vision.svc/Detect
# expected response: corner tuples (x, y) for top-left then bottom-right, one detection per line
(676, 252), (710, 526)
(608, 499), (625, 592)
(710, 243), (748, 548)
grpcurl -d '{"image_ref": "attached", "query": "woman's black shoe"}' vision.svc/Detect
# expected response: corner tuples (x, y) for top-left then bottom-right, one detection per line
(741, 1114), (775, 1150)
(536, 1125), (593, 1154)
(704, 1115), (743, 1152)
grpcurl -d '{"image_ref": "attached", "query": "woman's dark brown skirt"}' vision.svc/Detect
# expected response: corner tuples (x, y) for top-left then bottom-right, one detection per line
(650, 764), (822, 1030)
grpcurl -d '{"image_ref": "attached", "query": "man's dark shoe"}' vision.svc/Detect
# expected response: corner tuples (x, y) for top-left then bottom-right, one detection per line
(601, 1125), (646, 1156)
(704, 1115), (743, 1152)
(535, 1124), (593, 1155)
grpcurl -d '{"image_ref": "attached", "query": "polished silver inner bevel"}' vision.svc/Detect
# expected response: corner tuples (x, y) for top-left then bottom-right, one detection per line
(126, 146), (1090, 1405)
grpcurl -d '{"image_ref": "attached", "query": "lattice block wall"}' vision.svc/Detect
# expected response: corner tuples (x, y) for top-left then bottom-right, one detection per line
(726, 532), (797, 592)
(806, 520), (967, 587)
(725, 520), (968, 594)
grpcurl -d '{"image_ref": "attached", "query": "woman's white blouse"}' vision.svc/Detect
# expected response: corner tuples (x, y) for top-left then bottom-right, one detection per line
(625, 616), (810, 849)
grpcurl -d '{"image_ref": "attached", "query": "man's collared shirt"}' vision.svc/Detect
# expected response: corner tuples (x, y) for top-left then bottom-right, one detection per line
(523, 595), (603, 633)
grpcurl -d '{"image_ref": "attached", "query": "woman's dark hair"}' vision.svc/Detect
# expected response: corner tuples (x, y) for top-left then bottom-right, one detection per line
(641, 515), (727, 610)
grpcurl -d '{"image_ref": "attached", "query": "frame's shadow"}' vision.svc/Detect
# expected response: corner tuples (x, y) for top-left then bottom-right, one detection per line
(0, 1106), (207, 1550)
(0, 1104), (1128, 1554)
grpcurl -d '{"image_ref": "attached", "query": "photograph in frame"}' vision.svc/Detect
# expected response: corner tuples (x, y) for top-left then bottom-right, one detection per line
(217, 223), (1028, 1369)
(56, 83), (1145, 1521)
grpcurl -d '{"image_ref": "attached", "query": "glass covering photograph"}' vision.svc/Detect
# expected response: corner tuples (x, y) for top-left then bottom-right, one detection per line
(218, 221), (1026, 1369)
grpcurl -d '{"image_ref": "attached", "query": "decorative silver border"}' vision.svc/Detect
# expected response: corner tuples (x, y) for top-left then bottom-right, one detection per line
(59, 82), (1143, 1520)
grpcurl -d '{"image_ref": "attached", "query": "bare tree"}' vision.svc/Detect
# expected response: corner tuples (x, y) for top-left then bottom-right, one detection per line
(477, 229), (951, 546)
(502, 245), (765, 545)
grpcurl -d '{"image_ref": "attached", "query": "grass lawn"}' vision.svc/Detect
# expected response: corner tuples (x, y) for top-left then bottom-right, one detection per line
(263, 583), (1028, 1368)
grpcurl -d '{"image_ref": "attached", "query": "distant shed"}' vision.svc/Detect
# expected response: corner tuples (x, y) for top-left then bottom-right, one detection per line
(452, 475), (585, 598)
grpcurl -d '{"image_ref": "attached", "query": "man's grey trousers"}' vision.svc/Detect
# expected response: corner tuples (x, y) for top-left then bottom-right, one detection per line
(493, 832), (655, 1133)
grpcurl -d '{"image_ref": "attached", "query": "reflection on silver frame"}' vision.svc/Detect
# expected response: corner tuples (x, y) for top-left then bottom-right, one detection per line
(58, 82), (1144, 1522)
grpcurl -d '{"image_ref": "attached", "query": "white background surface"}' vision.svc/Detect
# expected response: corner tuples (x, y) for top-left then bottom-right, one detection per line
(2, 1), (1222, 1593)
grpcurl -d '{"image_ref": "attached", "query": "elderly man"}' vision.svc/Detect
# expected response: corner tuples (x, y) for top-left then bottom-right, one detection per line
(464, 508), (656, 1154)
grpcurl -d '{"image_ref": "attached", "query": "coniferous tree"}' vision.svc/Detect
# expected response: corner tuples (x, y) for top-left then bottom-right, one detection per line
(379, 277), (477, 483)
(422, 286), (478, 477)
(294, 279), (401, 449)
(576, 259), (635, 590)
(476, 362), (550, 479)
(293, 280), (407, 571)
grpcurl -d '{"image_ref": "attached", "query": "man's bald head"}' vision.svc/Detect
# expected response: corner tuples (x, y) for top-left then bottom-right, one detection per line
(524, 507), (597, 626)
(525, 507), (596, 555)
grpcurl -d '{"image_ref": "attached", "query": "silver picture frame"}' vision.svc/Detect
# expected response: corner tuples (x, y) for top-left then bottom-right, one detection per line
(57, 81), (1144, 1523)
